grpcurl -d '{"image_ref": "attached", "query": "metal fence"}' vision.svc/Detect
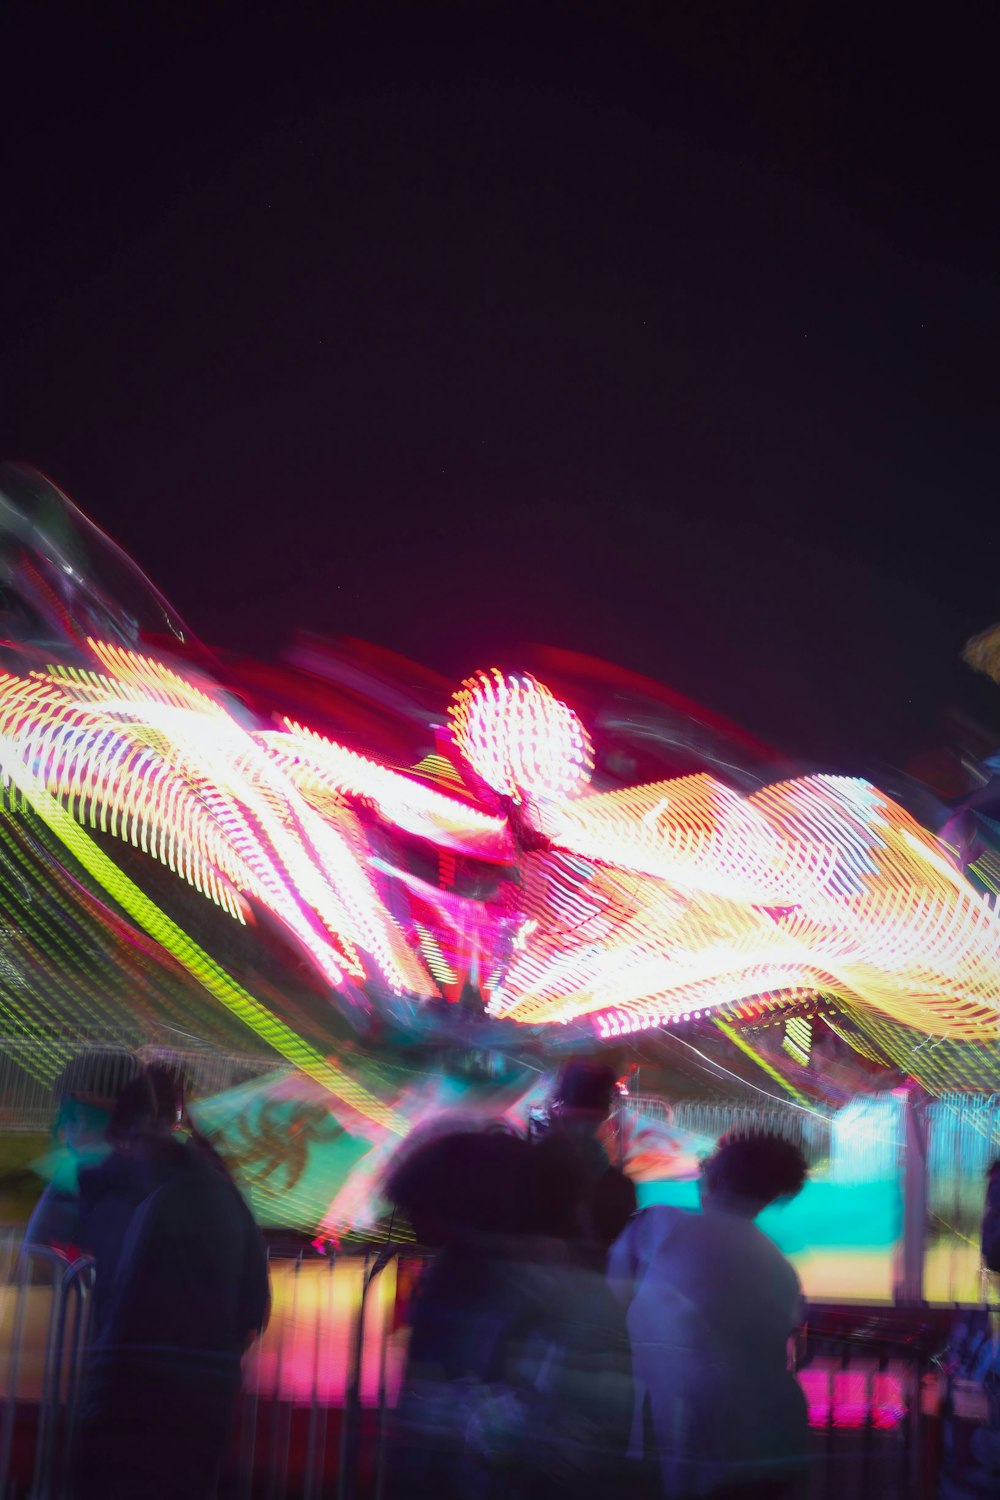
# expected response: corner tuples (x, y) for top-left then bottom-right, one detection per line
(625, 1092), (835, 1163)
(0, 1039), (281, 1133)
(0, 1238), (97, 1500)
(0, 1236), (407, 1500)
(3, 1229), (995, 1500)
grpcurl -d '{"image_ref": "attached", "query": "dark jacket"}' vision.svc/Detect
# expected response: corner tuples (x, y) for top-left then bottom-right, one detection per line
(541, 1119), (637, 1253)
(77, 1133), (268, 1420)
(393, 1238), (633, 1500)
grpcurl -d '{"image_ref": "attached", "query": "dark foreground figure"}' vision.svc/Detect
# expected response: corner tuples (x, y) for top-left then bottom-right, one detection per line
(545, 1060), (637, 1255)
(385, 1124), (634, 1500)
(72, 1066), (269, 1500)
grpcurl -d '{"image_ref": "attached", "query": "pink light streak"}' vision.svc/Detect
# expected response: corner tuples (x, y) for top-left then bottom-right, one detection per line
(0, 644), (997, 1042)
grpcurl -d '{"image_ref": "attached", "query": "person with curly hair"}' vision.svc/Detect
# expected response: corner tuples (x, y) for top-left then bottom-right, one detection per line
(608, 1131), (810, 1499)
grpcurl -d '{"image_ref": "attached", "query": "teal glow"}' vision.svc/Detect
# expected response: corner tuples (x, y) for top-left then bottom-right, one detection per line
(636, 1176), (902, 1252)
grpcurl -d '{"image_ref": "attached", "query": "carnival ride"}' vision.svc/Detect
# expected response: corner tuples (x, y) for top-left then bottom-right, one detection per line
(0, 463), (997, 1280)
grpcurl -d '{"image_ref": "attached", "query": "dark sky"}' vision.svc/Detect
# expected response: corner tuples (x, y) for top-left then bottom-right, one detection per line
(2, 3), (999, 775)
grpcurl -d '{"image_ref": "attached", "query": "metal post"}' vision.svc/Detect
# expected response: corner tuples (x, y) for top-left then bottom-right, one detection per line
(22, 1244), (69, 1500)
(339, 1254), (372, 1500)
(0, 1238), (33, 1496)
(57, 1258), (96, 1500)
(266, 1253), (296, 1500)
(373, 1259), (394, 1500)
(237, 1247), (269, 1500)
(34, 1252), (75, 1499)
(278, 1254), (301, 1495)
(303, 1250), (335, 1500)
(894, 1085), (928, 1307)
(0, 1242), (70, 1498)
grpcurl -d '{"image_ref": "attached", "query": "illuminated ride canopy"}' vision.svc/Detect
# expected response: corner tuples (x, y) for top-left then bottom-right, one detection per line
(0, 464), (998, 1069)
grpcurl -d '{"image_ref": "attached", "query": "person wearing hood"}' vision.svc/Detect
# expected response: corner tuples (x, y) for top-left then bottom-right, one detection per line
(23, 1049), (142, 1258)
(72, 1062), (269, 1500)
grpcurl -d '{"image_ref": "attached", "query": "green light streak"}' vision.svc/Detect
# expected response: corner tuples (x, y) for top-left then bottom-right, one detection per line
(712, 1015), (811, 1107)
(4, 755), (405, 1133)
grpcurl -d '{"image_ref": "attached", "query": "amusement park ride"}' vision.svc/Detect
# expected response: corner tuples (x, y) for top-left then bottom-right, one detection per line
(0, 463), (998, 1270)
(0, 465), (995, 1290)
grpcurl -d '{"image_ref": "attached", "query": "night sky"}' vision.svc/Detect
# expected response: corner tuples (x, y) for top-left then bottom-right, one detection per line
(3, 4), (998, 778)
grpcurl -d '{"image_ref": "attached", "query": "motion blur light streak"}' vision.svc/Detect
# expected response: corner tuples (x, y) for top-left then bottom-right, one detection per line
(449, 668), (595, 802)
(0, 641), (998, 1044)
(0, 649), (432, 998)
(492, 773), (1000, 1038)
(270, 718), (507, 854)
(0, 749), (406, 1131)
(711, 1016), (811, 1107)
(0, 466), (997, 1068)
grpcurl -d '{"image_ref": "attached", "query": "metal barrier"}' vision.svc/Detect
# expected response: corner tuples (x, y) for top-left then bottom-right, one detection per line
(3, 1231), (996, 1499)
(799, 1325), (941, 1500)
(233, 1248), (405, 1500)
(623, 1093), (835, 1164)
(0, 1039), (281, 1133)
(0, 1241), (96, 1500)
(0, 1236), (408, 1499)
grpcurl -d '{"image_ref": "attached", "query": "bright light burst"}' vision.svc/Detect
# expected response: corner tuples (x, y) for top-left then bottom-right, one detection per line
(0, 645), (431, 999)
(448, 668), (595, 801)
(0, 641), (997, 1046)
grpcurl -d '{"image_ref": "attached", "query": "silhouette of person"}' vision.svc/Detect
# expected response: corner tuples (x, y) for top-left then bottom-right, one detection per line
(72, 1062), (269, 1500)
(23, 1049), (142, 1257)
(546, 1061), (637, 1257)
(386, 1121), (632, 1500)
(609, 1131), (809, 1499)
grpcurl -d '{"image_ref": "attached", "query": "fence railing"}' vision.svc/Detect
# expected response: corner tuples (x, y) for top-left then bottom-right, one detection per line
(0, 1235), (410, 1500)
(4, 1228), (997, 1500)
(624, 1091), (834, 1162)
(0, 1239), (97, 1499)
(0, 1039), (281, 1133)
